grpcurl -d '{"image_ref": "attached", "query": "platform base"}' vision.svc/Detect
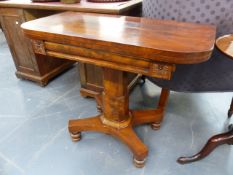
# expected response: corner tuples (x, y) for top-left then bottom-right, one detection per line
(69, 109), (164, 168)
(16, 62), (73, 86)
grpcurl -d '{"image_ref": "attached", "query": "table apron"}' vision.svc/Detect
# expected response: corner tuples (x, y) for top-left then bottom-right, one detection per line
(31, 39), (175, 80)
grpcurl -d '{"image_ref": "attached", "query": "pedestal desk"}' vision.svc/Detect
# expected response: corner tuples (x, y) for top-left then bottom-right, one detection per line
(0, 0), (141, 88)
(21, 12), (216, 167)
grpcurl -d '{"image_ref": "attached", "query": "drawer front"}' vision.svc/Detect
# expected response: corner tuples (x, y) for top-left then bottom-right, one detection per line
(31, 39), (176, 80)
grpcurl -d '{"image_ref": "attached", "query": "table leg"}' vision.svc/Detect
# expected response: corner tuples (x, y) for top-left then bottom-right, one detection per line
(176, 97), (233, 164)
(177, 126), (233, 164)
(228, 97), (233, 118)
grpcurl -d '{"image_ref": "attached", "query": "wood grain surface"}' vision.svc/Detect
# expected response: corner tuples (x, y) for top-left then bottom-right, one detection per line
(22, 12), (216, 64)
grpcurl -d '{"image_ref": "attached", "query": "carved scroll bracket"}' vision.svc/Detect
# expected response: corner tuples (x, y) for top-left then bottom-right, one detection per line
(149, 63), (176, 80)
(31, 39), (46, 55)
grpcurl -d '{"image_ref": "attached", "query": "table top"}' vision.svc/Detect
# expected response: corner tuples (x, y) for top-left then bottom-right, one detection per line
(0, 0), (142, 14)
(21, 12), (216, 64)
(216, 34), (233, 59)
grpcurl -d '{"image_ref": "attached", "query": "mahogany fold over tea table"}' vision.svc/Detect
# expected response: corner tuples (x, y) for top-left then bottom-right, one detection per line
(21, 12), (216, 167)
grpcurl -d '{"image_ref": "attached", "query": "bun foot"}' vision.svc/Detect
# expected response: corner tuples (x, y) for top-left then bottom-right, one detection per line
(133, 157), (146, 168)
(70, 132), (81, 142)
(151, 122), (161, 130)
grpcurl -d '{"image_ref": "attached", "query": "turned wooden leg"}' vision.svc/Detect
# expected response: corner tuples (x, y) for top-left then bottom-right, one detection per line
(177, 126), (233, 164)
(151, 88), (170, 130)
(228, 97), (233, 118)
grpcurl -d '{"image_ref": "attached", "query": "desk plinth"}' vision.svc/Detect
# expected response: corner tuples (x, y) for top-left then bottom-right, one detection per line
(21, 12), (216, 167)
